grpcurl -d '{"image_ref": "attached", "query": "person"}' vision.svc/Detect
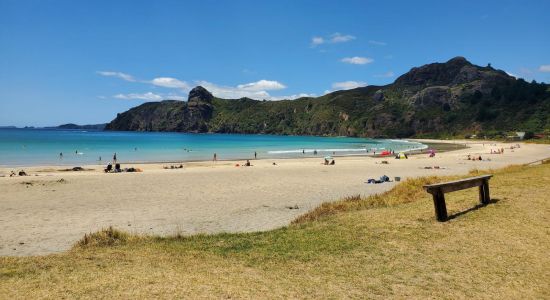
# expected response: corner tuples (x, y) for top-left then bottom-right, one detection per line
(324, 158), (329, 165)
(302, 149), (305, 154)
(329, 159), (335, 165)
(245, 159), (251, 167)
(99, 156), (102, 162)
(59, 152), (63, 160)
(254, 151), (257, 159)
(113, 153), (117, 164)
(75, 150), (78, 154)
(213, 153), (217, 162)
(134, 147), (138, 151)
(314, 150), (318, 155)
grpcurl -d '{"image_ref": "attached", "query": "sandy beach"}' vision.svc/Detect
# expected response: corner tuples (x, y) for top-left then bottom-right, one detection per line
(1, 140), (549, 256)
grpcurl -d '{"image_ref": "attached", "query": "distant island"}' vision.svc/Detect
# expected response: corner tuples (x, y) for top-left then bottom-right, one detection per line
(49, 123), (107, 130)
(105, 57), (550, 138)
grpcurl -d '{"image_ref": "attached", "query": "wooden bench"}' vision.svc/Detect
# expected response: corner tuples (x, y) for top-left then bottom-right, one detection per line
(423, 175), (493, 222)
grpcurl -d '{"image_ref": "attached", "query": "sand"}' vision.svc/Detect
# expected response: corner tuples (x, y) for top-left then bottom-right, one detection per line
(1, 140), (549, 256)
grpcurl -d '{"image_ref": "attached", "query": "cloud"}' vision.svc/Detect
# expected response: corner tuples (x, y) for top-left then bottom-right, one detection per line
(311, 33), (355, 47)
(341, 56), (374, 65)
(195, 80), (313, 100)
(330, 33), (355, 43)
(374, 71), (395, 78)
(97, 71), (136, 82)
(114, 92), (163, 101)
(368, 40), (387, 46)
(505, 71), (517, 78)
(99, 70), (313, 101)
(268, 93), (316, 100)
(311, 36), (325, 47)
(539, 65), (550, 72)
(332, 81), (367, 90)
(237, 80), (286, 91)
(150, 77), (190, 90)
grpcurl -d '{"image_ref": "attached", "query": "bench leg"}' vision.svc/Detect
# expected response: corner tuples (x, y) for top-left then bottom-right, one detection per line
(479, 180), (491, 205)
(432, 190), (447, 222)
(479, 184), (485, 204)
(483, 180), (490, 204)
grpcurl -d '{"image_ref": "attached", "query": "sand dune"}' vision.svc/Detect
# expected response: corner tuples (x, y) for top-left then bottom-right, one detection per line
(1, 140), (549, 256)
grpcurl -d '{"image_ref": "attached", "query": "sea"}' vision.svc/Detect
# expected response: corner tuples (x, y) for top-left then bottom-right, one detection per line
(0, 129), (427, 167)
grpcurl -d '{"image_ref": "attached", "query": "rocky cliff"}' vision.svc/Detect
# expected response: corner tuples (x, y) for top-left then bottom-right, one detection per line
(105, 57), (550, 137)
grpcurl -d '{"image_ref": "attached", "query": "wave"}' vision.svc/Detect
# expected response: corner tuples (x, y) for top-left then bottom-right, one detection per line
(268, 148), (369, 154)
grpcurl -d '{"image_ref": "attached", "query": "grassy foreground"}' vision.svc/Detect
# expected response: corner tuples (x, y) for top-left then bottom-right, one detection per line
(1, 164), (550, 299)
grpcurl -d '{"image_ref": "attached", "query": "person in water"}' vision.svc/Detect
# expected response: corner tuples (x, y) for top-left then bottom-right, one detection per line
(59, 152), (63, 160)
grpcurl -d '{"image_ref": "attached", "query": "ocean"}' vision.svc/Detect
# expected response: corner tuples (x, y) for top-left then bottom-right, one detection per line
(0, 129), (426, 167)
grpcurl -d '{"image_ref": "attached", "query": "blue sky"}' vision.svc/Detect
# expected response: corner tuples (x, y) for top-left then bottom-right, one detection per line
(1, 0), (549, 127)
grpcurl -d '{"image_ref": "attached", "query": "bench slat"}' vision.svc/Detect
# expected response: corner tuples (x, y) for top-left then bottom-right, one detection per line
(423, 175), (492, 194)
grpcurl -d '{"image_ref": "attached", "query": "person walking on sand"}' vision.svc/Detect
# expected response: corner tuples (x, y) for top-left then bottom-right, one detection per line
(113, 153), (117, 164)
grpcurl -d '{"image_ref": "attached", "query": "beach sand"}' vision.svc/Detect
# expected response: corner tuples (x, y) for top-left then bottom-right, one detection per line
(1, 140), (548, 256)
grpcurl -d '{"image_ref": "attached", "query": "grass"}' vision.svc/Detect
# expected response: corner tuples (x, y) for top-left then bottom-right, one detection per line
(1, 164), (550, 298)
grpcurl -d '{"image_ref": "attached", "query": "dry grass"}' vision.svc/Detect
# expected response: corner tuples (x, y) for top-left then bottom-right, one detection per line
(75, 226), (140, 248)
(1, 164), (549, 299)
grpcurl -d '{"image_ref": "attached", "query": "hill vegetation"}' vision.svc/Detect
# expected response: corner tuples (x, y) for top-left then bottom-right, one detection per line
(1, 163), (549, 298)
(105, 57), (550, 138)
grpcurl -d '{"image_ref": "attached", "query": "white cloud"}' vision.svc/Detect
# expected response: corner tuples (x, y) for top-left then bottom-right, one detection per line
(194, 80), (312, 101)
(330, 33), (355, 43)
(324, 81), (367, 95)
(332, 81), (367, 90)
(114, 92), (163, 101)
(311, 33), (355, 47)
(311, 36), (325, 47)
(368, 40), (387, 46)
(150, 77), (190, 90)
(98, 70), (313, 101)
(268, 93), (316, 100)
(237, 79), (286, 91)
(505, 71), (517, 78)
(539, 65), (550, 72)
(97, 71), (135, 82)
(374, 71), (395, 78)
(341, 56), (374, 65)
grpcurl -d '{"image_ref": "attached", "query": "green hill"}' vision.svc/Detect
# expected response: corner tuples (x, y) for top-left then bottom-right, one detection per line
(105, 57), (550, 138)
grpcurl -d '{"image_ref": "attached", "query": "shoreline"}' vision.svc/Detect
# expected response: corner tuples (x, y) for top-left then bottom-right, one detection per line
(0, 140), (434, 170)
(1, 139), (549, 256)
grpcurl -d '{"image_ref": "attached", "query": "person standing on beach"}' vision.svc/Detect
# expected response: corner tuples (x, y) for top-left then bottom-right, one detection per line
(113, 153), (117, 164)
(213, 153), (217, 162)
(254, 151), (257, 159)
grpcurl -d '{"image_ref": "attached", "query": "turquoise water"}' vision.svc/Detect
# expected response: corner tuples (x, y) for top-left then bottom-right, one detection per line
(0, 129), (426, 167)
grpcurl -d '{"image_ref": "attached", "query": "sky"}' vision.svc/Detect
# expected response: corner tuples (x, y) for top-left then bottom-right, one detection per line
(1, 0), (549, 127)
